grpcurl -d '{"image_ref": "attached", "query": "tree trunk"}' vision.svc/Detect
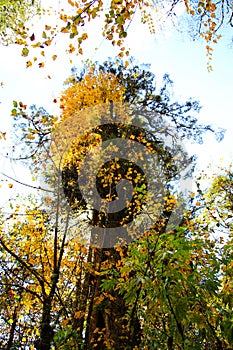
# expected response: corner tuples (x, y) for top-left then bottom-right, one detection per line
(85, 247), (141, 350)
(6, 306), (18, 350)
(35, 298), (54, 350)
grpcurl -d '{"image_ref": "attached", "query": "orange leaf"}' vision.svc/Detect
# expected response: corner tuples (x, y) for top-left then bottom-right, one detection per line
(82, 33), (88, 40)
(61, 27), (69, 33)
(45, 40), (52, 46)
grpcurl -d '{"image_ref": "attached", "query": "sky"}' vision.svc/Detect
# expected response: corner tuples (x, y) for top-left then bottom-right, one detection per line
(0, 1), (233, 204)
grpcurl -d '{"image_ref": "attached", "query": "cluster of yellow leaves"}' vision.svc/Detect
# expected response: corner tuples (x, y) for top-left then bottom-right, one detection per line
(60, 66), (125, 121)
(0, 197), (93, 345)
(51, 68), (127, 173)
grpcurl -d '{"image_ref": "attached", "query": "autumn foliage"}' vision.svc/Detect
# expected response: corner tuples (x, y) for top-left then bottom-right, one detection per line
(1, 0), (231, 70)
(0, 60), (232, 349)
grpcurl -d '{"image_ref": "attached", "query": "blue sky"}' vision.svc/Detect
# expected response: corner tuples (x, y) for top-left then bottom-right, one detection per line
(0, 4), (233, 203)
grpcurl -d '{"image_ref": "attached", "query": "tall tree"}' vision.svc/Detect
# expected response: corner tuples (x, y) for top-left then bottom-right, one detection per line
(58, 59), (225, 349)
(0, 58), (225, 349)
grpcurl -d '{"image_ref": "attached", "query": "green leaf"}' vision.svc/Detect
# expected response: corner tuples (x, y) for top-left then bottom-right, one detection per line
(11, 109), (17, 116)
(21, 47), (29, 57)
(119, 30), (127, 38)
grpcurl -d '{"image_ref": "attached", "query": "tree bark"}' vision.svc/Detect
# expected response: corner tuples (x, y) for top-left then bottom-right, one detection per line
(85, 247), (141, 350)
(35, 298), (54, 350)
(6, 306), (18, 350)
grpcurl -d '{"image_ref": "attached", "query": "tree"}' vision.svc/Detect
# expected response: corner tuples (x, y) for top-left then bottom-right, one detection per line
(199, 164), (233, 346)
(106, 165), (233, 349)
(194, 166), (233, 349)
(0, 58), (226, 349)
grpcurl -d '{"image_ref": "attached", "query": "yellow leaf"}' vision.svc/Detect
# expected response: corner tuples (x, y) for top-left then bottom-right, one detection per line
(8, 183), (13, 188)
(69, 44), (75, 53)
(52, 55), (57, 61)
(16, 38), (24, 45)
(32, 42), (42, 48)
(26, 61), (32, 68)
(38, 62), (45, 68)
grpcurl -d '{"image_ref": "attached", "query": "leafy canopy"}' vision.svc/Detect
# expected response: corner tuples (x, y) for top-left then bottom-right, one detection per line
(2, 0), (231, 69)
